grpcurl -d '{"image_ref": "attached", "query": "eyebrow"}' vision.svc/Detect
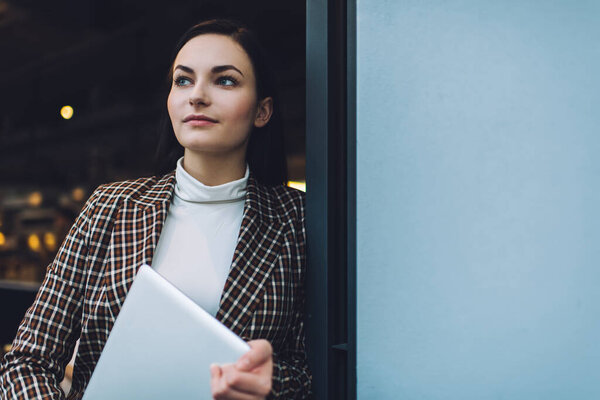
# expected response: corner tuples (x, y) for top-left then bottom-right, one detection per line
(174, 64), (244, 77)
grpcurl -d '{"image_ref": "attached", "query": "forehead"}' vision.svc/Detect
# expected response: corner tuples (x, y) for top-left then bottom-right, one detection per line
(173, 34), (253, 75)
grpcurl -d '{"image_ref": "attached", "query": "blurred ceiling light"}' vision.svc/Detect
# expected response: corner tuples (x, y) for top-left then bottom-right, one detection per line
(44, 232), (57, 251)
(28, 192), (43, 207)
(72, 187), (85, 202)
(287, 181), (306, 192)
(0, 232), (5, 246)
(28, 234), (41, 252)
(60, 105), (74, 120)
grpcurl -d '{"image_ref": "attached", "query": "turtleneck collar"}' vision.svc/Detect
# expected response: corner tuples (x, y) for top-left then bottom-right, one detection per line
(174, 157), (248, 203)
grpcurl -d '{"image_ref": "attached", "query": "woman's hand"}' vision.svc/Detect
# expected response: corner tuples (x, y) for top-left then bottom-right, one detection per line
(210, 339), (273, 400)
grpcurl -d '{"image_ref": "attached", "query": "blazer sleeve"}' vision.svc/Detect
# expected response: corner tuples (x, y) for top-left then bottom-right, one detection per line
(269, 193), (311, 399)
(0, 189), (100, 399)
(269, 290), (311, 399)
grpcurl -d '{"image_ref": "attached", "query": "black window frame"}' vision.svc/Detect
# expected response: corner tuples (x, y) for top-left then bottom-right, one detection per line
(305, 0), (356, 398)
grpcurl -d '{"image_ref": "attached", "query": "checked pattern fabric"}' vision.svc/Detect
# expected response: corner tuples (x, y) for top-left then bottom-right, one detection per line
(0, 171), (311, 399)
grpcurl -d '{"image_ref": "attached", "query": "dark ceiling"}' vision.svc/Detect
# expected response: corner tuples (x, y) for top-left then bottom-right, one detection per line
(0, 0), (306, 188)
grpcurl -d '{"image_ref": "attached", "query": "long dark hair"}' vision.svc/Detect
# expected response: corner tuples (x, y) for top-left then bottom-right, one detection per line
(154, 19), (288, 187)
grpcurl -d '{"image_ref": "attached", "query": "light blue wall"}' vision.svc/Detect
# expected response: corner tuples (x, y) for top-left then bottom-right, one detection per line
(356, 1), (600, 399)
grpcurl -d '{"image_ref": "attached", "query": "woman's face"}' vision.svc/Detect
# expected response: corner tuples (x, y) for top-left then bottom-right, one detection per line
(167, 34), (270, 157)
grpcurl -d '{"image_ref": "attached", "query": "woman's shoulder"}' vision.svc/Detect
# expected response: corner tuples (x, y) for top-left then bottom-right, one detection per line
(256, 183), (305, 223)
(269, 184), (305, 207)
(87, 171), (176, 207)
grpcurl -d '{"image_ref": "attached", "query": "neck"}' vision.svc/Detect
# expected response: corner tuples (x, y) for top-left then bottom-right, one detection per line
(182, 149), (247, 186)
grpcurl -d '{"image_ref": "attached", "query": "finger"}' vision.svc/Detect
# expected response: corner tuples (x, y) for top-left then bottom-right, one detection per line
(213, 387), (258, 400)
(210, 364), (221, 378)
(220, 363), (272, 397)
(213, 364), (264, 400)
(237, 339), (272, 371)
(210, 364), (222, 396)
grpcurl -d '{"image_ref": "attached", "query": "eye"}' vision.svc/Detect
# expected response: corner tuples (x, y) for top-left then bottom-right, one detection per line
(173, 76), (192, 87)
(216, 75), (238, 87)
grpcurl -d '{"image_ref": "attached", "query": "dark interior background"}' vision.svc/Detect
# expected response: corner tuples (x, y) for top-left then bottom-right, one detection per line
(0, 0), (306, 282)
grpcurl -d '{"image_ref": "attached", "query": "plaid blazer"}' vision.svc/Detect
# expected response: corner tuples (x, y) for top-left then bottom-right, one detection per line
(0, 171), (311, 399)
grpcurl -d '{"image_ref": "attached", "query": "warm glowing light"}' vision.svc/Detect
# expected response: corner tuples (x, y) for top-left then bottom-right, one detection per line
(287, 181), (306, 192)
(28, 192), (43, 207)
(28, 234), (41, 251)
(44, 232), (57, 251)
(0, 232), (5, 246)
(72, 187), (85, 202)
(60, 105), (74, 120)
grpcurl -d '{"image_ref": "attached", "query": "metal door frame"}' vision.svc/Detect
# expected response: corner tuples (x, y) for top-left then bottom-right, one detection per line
(305, 0), (356, 397)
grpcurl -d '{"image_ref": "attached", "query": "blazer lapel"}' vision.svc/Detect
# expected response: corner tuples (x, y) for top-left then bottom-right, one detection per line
(216, 175), (283, 337)
(102, 170), (282, 333)
(104, 173), (175, 321)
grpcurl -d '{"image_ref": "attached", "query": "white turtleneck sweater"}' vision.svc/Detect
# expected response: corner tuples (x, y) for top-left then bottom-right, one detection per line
(151, 157), (248, 316)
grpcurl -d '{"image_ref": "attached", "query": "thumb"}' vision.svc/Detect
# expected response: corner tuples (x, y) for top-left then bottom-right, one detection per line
(209, 364), (222, 393)
(236, 339), (272, 372)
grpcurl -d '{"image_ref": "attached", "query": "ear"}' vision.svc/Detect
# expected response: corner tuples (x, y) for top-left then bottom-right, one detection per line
(254, 97), (273, 128)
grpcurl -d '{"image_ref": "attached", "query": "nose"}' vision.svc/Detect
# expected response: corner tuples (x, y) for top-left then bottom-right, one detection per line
(189, 82), (210, 107)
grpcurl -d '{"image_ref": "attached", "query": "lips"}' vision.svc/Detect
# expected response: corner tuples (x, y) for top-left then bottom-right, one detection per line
(183, 114), (218, 123)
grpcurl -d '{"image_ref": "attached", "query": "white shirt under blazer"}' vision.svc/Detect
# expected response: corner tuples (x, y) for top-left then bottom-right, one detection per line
(152, 157), (248, 316)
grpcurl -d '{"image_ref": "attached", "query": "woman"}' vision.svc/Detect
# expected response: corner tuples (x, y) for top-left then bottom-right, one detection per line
(0, 19), (311, 400)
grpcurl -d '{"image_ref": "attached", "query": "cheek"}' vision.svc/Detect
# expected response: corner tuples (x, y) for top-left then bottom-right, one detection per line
(167, 91), (175, 119)
(227, 93), (257, 123)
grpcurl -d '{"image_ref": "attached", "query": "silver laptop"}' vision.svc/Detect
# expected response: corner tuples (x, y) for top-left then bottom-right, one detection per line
(82, 264), (250, 399)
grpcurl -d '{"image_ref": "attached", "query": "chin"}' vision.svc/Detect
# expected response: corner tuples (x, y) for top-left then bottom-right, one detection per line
(177, 135), (247, 153)
(182, 141), (249, 155)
